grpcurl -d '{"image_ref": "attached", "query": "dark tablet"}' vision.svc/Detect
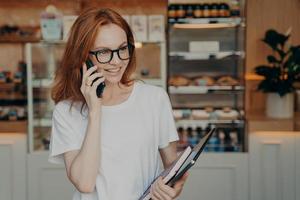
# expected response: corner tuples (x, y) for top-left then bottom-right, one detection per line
(167, 127), (216, 186)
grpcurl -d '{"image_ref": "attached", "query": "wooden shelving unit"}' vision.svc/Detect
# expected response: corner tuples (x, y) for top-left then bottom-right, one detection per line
(0, 120), (27, 133)
(0, 83), (26, 100)
(0, 35), (40, 43)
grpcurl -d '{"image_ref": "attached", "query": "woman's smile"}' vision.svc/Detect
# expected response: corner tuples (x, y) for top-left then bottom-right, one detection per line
(104, 67), (122, 75)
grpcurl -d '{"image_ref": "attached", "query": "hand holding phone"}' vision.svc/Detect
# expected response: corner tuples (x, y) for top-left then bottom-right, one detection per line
(84, 59), (106, 98)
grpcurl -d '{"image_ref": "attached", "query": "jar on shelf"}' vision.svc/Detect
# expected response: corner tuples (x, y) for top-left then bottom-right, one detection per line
(202, 3), (211, 18)
(219, 3), (230, 17)
(196, 126), (203, 140)
(176, 4), (186, 18)
(178, 126), (188, 150)
(185, 4), (194, 18)
(8, 108), (18, 121)
(230, 3), (240, 17)
(217, 129), (226, 152)
(210, 3), (219, 18)
(168, 4), (177, 19)
(193, 4), (204, 18)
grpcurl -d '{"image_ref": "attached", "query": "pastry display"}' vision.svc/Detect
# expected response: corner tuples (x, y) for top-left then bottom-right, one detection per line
(168, 2), (245, 153)
(168, 75), (190, 86)
(193, 76), (215, 86)
(173, 109), (183, 120)
(204, 106), (214, 113)
(173, 109), (191, 120)
(182, 109), (192, 119)
(191, 109), (210, 120)
(222, 106), (232, 113)
(216, 76), (239, 86)
(215, 107), (239, 120)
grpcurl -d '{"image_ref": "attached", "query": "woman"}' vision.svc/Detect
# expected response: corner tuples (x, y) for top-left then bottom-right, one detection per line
(49, 8), (188, 200)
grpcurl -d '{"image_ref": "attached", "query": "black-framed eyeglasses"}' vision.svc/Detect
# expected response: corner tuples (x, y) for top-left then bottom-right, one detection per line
(89, 43), (134, 64)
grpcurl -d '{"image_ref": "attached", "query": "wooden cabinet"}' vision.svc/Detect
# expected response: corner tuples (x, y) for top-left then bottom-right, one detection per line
(249, 132), (297, 200)
(27, 152), (74, 200)
(0, 134), (26, 200)
(179, 153), (249, 200)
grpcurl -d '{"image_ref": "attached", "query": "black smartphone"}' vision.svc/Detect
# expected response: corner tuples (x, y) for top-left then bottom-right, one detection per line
(85, 58), (106, 98)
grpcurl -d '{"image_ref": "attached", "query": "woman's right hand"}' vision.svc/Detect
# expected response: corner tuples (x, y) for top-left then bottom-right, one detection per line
(80, 63), (105, 113)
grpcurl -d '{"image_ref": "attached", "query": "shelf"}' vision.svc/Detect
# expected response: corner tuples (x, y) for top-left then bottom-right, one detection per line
(169, 17), (244, 29)
(0, 35), (40, 43)
(0, 120), (27, 133)
(169, 85), (244, 94)
(176, 119), (245, 128)
(0, 92), (27, 105)
(32, 79), (53, 88)
(0, 92), (26, 99)
(169, 51), (245, 60)
(0, 82), (14, 90)
(39, 40), (66, 44)
(0, 82), (24, 91)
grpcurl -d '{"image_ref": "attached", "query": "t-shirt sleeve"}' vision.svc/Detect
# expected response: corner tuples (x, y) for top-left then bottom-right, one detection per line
(157, 88), (179, 149)
(48, 102), (83, 164)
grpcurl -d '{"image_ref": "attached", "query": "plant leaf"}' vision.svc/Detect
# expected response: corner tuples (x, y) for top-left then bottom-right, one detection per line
(277, 33), (290, 47)
(276, 48), (286, 60)
(262, 29), (279, 50)
(290, 45), (300, 64)
(267, 55), (280, 64)
(255, 65), (280, 79)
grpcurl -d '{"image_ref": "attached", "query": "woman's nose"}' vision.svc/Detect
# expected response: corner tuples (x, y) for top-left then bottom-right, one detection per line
(109, 51), (121, 65)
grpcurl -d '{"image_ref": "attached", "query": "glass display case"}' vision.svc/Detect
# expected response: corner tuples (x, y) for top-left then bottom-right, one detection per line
(167, 0), (247, 152)
(25, 40), (166, 152)
(25, 42), (65, 152)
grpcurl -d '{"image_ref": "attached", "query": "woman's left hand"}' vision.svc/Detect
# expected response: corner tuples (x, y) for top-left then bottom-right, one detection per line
(150, 172), (189, 200)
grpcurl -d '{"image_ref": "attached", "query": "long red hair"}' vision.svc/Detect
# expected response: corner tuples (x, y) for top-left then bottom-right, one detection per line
(51, 8), (136, 106)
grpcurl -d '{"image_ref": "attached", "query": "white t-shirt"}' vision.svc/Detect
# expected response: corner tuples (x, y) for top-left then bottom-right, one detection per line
(48, 82), (179, 200)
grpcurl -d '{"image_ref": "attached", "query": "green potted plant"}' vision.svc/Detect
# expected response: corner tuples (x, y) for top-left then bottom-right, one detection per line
(254, 29), (300, 118)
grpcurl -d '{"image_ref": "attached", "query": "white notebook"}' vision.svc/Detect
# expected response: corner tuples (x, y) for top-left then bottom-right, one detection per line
(139, 128), (215, 200)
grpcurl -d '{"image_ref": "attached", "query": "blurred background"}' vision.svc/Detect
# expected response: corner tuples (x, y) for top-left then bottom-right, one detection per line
(0, 0), (299, 200)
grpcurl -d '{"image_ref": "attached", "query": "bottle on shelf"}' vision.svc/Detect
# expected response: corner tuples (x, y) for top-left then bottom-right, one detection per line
(219, 3), (231, 17)
(230, 2), (240, 17)
(185, 4), (194, 18)
(217, 129), (226, 152)
(187, 126), (198, 147)
(193, 4), (204, 18)
(176, 4), (186, 19)
(207, 125), (219, 151)
(229, 129), (239, 152)
(202, 3), (211, 18)
(8, 108), (18, 121)
(168, 2), (239, 20)
(168, 4), (177, 20)
(210, 3), (219, 18)
(177, 126), (185, 151)
(196, 126), (203, 141)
